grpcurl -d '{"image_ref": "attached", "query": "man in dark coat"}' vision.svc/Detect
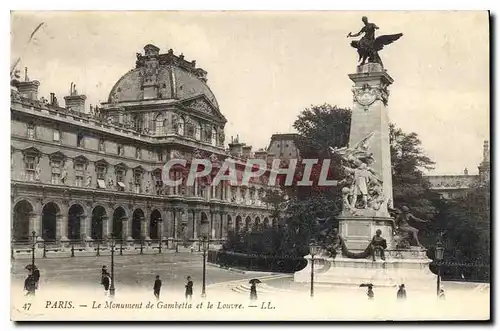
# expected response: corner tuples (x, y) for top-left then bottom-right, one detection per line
(101, 266), (110, 295)
(250, 283), (258, 301)
(32, 266), (40, 290)
(153, 275), (162, 300)
(397, 284), (407, 300)
(367, 284), (374, 300)
(24, 274), (36, 296)
(185, 276), (193, 300)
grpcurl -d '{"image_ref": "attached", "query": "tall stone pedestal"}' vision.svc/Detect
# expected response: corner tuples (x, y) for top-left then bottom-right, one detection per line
(294, 62), (436, 290)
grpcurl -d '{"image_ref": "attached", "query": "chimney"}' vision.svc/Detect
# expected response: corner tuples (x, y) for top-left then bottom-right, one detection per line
(483, 140), (490, 162)
(64, 82), (86, 113)
(254, 149), (267, 160)
(228, 140), (244, 157)
(15, 67), (40, 100)
(242, 145), (252, 159)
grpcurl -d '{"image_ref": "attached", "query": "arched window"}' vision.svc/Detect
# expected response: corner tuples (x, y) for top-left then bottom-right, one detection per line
(195, 122), (202, 140)
(211, 127), (217, 146)
(155, 114), (165, 135)
(177, 117), (185, 136)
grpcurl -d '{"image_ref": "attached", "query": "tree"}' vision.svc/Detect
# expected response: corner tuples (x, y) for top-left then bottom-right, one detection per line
(429, 182), (490, 264)
(390, 124), (439, 218)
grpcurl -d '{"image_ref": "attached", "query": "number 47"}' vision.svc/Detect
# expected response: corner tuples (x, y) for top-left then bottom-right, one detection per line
(22, 303), (31, 311)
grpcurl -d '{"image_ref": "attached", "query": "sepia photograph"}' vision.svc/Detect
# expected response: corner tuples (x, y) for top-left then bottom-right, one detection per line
(9, 10), (490, 321)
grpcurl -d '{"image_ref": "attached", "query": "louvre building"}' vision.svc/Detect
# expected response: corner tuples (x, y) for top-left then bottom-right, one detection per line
(11, 44), (274, 249)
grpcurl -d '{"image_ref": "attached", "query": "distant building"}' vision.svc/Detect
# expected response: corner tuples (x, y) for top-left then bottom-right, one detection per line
(425, 141), (490, 199)
(266, 133), (301, 162)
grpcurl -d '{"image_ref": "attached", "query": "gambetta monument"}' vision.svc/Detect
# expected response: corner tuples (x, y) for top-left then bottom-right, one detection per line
(294, 17), (436, 289)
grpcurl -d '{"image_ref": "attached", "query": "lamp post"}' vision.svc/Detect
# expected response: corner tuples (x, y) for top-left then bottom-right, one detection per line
(109, 235), (116, 297)
(435, 238), (444, 297)
(309, 239), (320, 298)
(201, 236), (209, 298)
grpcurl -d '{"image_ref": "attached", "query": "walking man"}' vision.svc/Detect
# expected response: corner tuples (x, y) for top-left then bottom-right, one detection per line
(153, 275), (162, 300)
(185, 276), (193, 301)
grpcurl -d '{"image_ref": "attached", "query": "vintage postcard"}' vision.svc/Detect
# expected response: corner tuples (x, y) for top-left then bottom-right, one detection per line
(10, 11), (490, 321)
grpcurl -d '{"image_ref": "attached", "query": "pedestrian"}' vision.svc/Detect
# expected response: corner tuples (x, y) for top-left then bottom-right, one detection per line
(101, 266), (110, 296)
(185, 276), (193, 300)
(153, 275), (162, 300)
(397, 284), (407, 300)
(32, 265), (40, 290)
(367, 284), (374, 300)
(24, 273), (36, 296)
(439, 288), (446, 300)
(250, 283), (258, 301)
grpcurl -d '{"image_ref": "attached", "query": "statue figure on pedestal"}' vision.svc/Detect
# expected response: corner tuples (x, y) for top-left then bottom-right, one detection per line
(347, 16), (403, 68)
(391, 205), (430, 248)
(370, 229), (387, 261)
(343, 163), (382, 209)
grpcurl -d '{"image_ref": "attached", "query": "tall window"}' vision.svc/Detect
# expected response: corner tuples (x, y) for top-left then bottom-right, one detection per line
(77, 133), (84, 147)
(153, 170), (163, 195)
(195, 122), (202, 140)
(116, 168), (126, 191)
(177, 117), (185, 136)
(74, 162), (85, 187)
(53, 129), (60, 142)
(27, 124), (35, 139)
(98, 139), (105, 152)
(134, 171), (142, 193)
(155, 114), (165, 135)
(96, 165), (106, 180)
(157, 150), (163, 161)
(211, 127), (217, 146)
(25, 155), (36, 181)
(51, 159), (62, 184)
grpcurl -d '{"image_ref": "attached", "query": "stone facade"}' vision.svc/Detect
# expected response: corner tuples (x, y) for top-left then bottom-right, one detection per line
(425, 140), (490, 199)
(11, 45), (272, 246)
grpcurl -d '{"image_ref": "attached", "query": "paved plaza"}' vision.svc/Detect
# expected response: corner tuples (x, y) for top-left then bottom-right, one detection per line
(11, 252), (274, 295)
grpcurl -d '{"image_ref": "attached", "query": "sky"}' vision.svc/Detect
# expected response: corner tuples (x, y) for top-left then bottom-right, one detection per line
(10, 11), (490, 175)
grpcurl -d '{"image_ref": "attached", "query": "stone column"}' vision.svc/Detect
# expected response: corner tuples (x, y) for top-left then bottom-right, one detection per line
(57, 213), (68, 242)
(28, 212), (38, 238)
(141, 216), (150, 240)
(173, 209), (179, 239)
(122, 216), (131, 240)
(220, 212), (225, 238)
(192, 209), (198, 239)
(80, 213), (92, 241)
(102, 216), (110, 239)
